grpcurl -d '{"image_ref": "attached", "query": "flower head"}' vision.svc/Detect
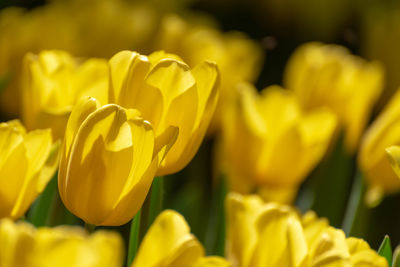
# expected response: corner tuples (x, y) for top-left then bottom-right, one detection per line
(58, 97), (178, 226)
(219, 83), (336, 203)
(0, 120), (59, 220)
(108, 50), (219, 175)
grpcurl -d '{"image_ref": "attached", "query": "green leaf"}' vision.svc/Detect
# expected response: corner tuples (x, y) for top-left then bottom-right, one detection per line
(127, 209), (142, 266)
(393, 246), (400, 267)
(147, 176), (164, 227)
(305, 133), (354, 227)
(378, 235), (392, 266)
(27, 173), (58, 227)
(204, 173), (228, 256)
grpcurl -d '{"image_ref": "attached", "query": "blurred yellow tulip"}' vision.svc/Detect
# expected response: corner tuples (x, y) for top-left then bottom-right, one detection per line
(284, 42), (384, 153)
(0, 120), (59, 220)
(155, 14), (264, 132)
(108, 50), (219, 175)
(219, 83), (336, 203)
(131, 210), (229, 267)
(359, 89), (400, 205)
(0, 218), (123, 267)
(226, 193), (387, 267)
(58, 97), (178, 226)
(22, 50), (109, 140)
(0, 0), (159, 117)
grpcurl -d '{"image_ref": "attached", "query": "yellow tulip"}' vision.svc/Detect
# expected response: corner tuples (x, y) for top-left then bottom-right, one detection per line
(58, 97), (178, 226)
(226, 193), (387, 267)
(108, 50), (219, 175)
(0, 218), (123, 267)
(0, 120), (59, 220)
(22, 50), (109, 140)
(0, 0), (160, 117)
(358, 89), (400, 205)
(155, 14), (264, 132)
(131, 210), (229, 267)
(284, 42), (384, 153)
(219, 83), (336, 203)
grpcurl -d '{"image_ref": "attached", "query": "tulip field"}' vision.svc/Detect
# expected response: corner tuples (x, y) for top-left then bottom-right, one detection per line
(1, 0), (400, 266)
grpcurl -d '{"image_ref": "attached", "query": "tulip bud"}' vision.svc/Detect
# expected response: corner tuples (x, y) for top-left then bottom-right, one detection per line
(22, 50), (109, 140)
(131, 210), (228, 267)
(0, 218), (124, 267)
(108, 50), (219, 175)
(0, 120), (59, 220)
(284, 42), (384, 153)
(219, 83), (336, 203)
(359, 89), (400, 205)
(58, 97), (178, 226)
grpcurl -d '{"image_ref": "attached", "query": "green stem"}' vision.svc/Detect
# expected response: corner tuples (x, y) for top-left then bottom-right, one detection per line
(147, 176), (164, 229)
(84, 222), (96, 233)
(342, 171), (370, 237)
(309, 134), (354, 227)
(205, 174), (228, 256)
(27, 173), (58, 227)
(127, 210), (142, 266)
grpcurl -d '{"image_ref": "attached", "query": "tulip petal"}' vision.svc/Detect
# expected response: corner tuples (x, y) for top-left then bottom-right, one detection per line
(58, 96), (100, 204)
(386, 146), (400, 179)
(0, 127), (28, 219)
(192, 257), (231, 267)
(146, 59), (195, 111)
(250, 206), (308, 267)
(132, 210), (204, 267)
(64, 105), (139, 224)
(109, 51), (164, 129)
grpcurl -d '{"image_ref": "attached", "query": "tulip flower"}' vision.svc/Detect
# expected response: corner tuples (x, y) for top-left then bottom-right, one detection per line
(359, 89), (400, 205)
(108, 50), (219, 175)
(131, 210), (229, 267)
(0, 120), (59, 220)
(22, 50), (109, 140)
(155, 14), (264, 132)
(0, 218), (123, 267)
(226, 193), (388, 267)
(0, 0), (159, 117)
(284, 42), (384, 153)
(219, 83), (336, 203)
(58, 97), (178, 226)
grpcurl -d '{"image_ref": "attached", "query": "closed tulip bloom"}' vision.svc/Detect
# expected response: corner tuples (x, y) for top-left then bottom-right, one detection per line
(108, 50), (219, 175)
(284, 42), (384, 153)
(0, 120), (59, 220)
(226, 193), (387, 267)
(0, 218), (123, 267)
(22, 50), (109, 140)
(359, 90), (400, 205)
(131, 210), (229, 267)
(58, 97), (178, 226)
(219, 83), (336, 203)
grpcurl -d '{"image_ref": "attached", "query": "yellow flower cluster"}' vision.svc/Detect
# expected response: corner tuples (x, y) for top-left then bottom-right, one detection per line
(226, 193), (387, 267)
(0, 218), (124, 267)
(0, 0), (397, 266)
(0, 0), (159, 117)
